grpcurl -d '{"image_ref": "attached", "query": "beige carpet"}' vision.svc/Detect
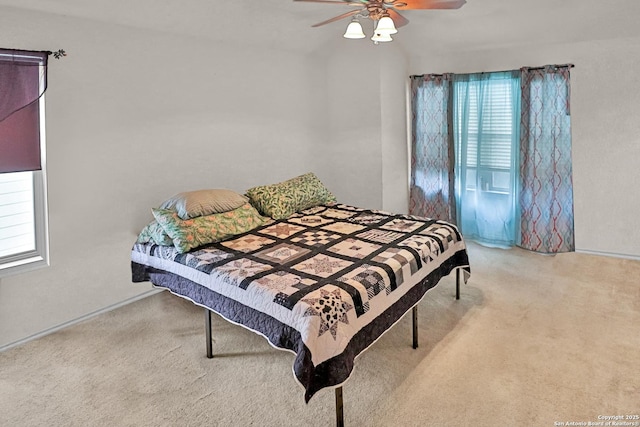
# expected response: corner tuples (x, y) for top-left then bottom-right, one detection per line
(1, 243), (638, 427)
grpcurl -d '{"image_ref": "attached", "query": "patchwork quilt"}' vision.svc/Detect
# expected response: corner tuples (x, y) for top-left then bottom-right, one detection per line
(131, 204), (470, 402)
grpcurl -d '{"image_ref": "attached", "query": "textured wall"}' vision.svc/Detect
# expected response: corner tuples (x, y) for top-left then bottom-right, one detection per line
(0, 7), (324, 346)
(2, 1), (639, 348)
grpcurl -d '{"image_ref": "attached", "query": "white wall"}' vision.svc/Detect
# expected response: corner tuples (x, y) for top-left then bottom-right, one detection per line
(312, 2), (640, 259)
(0, 6), (325, 347)
(380, 45), (410, 214)
(312, 40), (409, 214)
(313, 41), (384, 209)
(2, 2), (639, 347)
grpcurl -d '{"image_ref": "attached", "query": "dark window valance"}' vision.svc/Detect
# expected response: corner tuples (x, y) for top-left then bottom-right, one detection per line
(0, 48), (49, 173)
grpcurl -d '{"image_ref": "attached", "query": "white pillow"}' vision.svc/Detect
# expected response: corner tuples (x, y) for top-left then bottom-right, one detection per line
(159, 189), (249, 220)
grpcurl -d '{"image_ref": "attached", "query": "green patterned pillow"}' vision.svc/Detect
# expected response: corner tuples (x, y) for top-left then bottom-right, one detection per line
(245, 172), (337, 220)
(152, 203), (267, 253)
(136, 220), (174, 246)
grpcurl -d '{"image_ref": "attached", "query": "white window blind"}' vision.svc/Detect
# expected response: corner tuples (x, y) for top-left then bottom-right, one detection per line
(462, 78), (516, 171)
(0, 172), (36, 258)
(454, 75), (518, 194)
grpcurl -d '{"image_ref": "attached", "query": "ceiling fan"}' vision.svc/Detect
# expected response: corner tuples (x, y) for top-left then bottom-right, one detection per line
(294, 0), (466, 44)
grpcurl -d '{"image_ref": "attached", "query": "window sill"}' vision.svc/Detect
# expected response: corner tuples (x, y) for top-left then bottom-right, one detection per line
(465, 188), (510, 195)
(0, 255), (49, 278)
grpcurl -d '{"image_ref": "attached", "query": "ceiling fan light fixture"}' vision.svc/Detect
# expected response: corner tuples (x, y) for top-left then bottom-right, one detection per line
(343, 19), (366, 39)
(375, 16), (397, 35)
(371, 32), (393, 43)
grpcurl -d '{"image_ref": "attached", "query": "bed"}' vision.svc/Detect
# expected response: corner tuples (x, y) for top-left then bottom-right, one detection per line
(131, 178), (470, 426)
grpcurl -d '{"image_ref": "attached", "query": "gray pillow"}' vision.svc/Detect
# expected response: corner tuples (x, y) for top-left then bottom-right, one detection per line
(159, 189), (249, 220)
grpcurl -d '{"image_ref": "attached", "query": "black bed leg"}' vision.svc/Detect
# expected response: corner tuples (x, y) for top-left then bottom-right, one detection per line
(412, 306), (418, 349)
(456, 268), (461, 300)
(335, 387), (344, 427)
(205, 309), (213, 359)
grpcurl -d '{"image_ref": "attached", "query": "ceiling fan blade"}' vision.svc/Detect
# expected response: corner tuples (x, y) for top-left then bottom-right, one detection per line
(388, 9), (409, 27)
(394, 0), (466, 10)
(311, 9), (362, 27)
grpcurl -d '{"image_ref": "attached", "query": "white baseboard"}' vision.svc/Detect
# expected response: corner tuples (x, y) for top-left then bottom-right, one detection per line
(575, 248), (640, 261)
(0, 288), (161, 353)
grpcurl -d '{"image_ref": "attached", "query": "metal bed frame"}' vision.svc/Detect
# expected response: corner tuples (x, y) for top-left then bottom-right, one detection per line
(203, 269), (462, 427)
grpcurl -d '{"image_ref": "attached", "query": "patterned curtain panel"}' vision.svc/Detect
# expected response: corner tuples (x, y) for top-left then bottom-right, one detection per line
(519, 66), (575, 253)
(409, 74), (456, 223)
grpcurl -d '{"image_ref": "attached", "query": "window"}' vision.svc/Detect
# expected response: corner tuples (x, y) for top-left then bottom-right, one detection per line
(410, 65), (574, 253)
(455, 76), (517, 193)
(0, 50), (49, 277)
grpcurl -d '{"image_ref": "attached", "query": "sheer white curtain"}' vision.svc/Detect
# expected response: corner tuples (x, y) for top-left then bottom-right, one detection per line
(452, 71), (521, 247)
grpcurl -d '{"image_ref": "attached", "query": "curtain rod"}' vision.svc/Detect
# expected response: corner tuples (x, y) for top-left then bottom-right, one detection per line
(47, 49), (67, 59)
(411, 63), (574, 79)
(0, 48), (66, 59)
(522, 63), (574, 71)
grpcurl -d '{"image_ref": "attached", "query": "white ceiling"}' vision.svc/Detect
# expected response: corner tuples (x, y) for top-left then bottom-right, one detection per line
(1, 0), (639, 53)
